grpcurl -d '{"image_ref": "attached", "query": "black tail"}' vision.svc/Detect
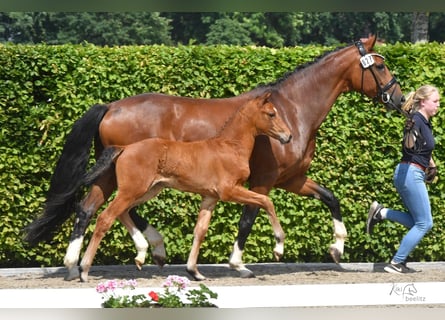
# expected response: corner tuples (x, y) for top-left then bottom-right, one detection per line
(83, 146), (122, 187)
(23, 104), (109, 246)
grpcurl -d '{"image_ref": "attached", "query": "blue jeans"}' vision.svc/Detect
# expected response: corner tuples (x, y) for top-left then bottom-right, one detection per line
(386, 163), (433, 263)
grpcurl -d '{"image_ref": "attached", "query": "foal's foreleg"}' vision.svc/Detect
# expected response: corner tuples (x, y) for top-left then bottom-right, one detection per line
(186, 197), (217, 281)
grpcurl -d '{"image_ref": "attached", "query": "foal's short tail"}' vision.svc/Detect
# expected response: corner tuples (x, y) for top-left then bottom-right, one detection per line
(83, 146), (123, 187)
(23, 104), (109, 246)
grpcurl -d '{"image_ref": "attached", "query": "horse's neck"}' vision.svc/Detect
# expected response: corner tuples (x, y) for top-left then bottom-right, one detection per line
(280, 48), (352, 130)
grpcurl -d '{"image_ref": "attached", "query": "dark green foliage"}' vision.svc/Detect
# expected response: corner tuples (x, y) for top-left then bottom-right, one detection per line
(1, 42), (444, 268)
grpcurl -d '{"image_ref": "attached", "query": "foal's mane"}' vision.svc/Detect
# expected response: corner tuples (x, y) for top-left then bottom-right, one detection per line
(214, 96), (256, 138)
(214, 90), (275, 139)
(256, 44), (348, 90)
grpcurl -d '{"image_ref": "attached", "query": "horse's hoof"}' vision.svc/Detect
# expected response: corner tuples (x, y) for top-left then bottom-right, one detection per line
(152, 254), (166, 267)
(329, 246), (341, 264)
(186, 268), (206, 281)
(64, 268), (80, 281)
(239, 269), (255, 278)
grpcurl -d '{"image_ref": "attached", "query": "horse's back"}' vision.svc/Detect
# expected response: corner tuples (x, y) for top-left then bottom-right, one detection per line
(99, 93), (249, 146)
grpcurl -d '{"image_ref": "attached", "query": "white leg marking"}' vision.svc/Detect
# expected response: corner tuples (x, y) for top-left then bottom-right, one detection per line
(331, 218), (347, 256)
(64, 237), (84, 269)
(129, 226), (149, 269)
(229, 241), (246, 271)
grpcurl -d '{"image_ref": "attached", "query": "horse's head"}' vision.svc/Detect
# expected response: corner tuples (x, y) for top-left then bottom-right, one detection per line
(251, 91), (292, 144)
(352, 34), (405, 113)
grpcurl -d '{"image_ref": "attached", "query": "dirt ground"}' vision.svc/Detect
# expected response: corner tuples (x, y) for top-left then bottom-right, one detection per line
(1, 262), (444, 289)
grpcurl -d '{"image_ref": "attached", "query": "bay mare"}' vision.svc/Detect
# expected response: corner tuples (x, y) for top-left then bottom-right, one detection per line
(24, 35), (405, 280)
(78, 92), (292, 282)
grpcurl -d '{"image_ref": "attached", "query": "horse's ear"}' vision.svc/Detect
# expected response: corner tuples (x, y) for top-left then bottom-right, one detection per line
(362, 33), (377, 50)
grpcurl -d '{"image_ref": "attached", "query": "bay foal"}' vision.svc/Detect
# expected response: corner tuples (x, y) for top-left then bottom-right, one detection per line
(78, 91), (292, 282)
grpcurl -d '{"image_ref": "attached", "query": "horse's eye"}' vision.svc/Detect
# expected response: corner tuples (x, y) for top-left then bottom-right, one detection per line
(376, 64), (385, 71)
(268, 112), (276, 118)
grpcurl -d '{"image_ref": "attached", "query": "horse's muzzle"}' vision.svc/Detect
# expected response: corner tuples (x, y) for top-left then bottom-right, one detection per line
(279, 134), (292, 144)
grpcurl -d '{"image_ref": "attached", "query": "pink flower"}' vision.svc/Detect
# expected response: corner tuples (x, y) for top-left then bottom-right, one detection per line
(162, 275), (190, 290)
(95, 282), (107, 293)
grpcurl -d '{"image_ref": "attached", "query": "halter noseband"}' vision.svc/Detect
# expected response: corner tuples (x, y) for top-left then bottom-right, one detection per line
(355, 40), (406, 116)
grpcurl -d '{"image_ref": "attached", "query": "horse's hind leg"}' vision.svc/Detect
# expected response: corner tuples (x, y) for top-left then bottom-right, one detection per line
(186, 197), (217, 281)
(119, 210), (166, 270)
(128, 209), (166, 268)
(64, 171), (115, 281)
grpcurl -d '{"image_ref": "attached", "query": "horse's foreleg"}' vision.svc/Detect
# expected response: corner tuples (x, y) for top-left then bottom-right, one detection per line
(282, 176), (347, 263)
(186, 197), (217, 281)
(320, 186), (347, 263)
(229, 204), (260, 278)
(64, 174), (115, 281)
(225, 187), (285, 274)
(128, 209), (166, 268)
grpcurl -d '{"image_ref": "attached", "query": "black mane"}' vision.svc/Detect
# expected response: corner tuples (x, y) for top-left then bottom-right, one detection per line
(256, 44), (349, 90)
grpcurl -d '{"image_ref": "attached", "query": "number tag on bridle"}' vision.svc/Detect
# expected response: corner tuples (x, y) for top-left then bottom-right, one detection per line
(360, 54), (375, 68)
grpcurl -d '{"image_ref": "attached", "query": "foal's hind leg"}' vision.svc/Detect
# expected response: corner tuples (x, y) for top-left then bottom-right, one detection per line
(79, 196), (132, 282)
(79, 182), (162, 282)
(64, 172), (116, 281)
(186, 197), (217, 281)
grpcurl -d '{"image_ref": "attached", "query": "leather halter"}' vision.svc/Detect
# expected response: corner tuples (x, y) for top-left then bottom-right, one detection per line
(355, 40), (406, 116)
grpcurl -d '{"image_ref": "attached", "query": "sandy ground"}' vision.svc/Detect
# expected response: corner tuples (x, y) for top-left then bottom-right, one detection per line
(1, 262), (444, 289)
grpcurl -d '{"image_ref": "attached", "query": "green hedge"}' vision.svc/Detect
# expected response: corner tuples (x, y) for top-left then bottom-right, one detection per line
(1, 42), (444, 268)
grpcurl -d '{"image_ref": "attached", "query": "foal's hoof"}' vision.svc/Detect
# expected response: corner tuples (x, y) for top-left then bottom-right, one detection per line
(239, 269), (255, 279)
(79, 267), (89, 283)
(135, 258), (144, 271)
(329, 245), (341, 264)
(273, 251), (283, 261)
(186, 268), (206, 281)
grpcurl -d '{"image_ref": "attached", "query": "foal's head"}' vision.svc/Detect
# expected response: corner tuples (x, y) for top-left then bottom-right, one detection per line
(247, 92), (292, 144)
